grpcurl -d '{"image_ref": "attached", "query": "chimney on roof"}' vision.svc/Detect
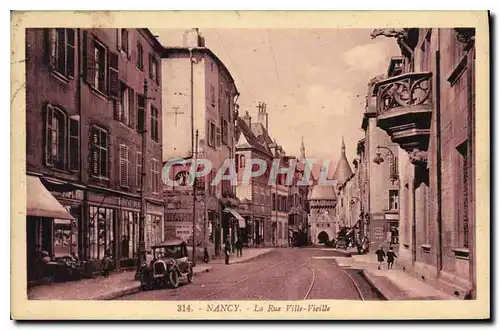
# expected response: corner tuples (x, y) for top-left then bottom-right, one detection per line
(257, 102), (269, 131)
(242, 111), (252, 127)
(182, 28), (205, 48)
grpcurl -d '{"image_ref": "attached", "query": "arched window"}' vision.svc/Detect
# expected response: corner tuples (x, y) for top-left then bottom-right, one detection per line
(45, 104), (67, 169)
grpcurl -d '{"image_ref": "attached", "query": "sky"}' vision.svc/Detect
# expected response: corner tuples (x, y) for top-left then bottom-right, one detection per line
(153, 28), (400, 171)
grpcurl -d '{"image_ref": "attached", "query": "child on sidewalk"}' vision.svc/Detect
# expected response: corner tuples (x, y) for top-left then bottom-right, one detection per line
(386, 246), (397, 270)
(375, 246), (386, 270)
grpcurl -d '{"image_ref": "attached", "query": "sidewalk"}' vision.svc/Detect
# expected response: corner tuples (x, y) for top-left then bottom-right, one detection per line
(211, 248), (274, 265)
(334, 254), (456, 300)
(27, 265), (212, 300)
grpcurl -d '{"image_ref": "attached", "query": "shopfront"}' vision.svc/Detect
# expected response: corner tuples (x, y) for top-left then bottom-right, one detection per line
(26, 175), (77, 281)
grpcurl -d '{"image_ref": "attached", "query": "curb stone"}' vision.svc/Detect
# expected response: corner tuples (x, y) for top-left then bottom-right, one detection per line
(230, 249), (274, 264)
(359, 269), (389, 301)
(100, 266), (212, 300)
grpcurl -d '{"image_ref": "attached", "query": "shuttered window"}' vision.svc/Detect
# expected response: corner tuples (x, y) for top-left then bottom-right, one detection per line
(94, 42), (107, 93)
(45, 104), (67, 170)
(83, 30), (116, 96)
(45, 28), (75, 79)
(108, 51), (119, 99)
(90, 126), (109, 178)
(137, 94), (145, 132)
(136, 152), (143, 191)
(216, 126), (221, 148)
(68, 116), (80, 172)
(136, 42), (144, 70)
(119, 144), (130, 188)
(151, 159), (160, 194)
(150, 105), (159, 142)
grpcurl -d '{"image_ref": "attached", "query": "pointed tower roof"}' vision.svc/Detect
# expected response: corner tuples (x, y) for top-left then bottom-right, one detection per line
(332, 137), (353, 184)
(300, 137), (306, 160)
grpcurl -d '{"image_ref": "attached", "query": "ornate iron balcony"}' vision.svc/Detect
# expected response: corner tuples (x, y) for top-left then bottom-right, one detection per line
(375, 71), (432, 115)
(373, 71), (433, 153)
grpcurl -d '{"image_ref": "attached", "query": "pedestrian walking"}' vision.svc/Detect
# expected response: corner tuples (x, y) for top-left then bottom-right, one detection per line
(224, 240), (231, 265)
(386, 246), (397, 270)
(101, 250), (112, 278)
(235, 239), (243, 257)
(375, 245), (386, 270)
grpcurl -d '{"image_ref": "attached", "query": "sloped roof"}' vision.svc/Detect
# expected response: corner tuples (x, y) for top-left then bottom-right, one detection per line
(236, 117), (272, 156)
(251, 122), (274, 150)
(332, 138), (354, 185)
(308, 184), (336, 201)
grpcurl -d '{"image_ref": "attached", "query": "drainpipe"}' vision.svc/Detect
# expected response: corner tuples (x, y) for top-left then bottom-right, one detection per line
(466, 37), (476, 298)
(412, 167), (417, 264)
(77, 28), (87, 260)
(189, 48), (194, 157)
(435, 30), (444, 275)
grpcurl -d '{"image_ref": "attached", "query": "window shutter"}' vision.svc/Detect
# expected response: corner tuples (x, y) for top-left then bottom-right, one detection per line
(83, 30), (95, 84)
(68, 116), (80, 171)
(149, 53), (153, 79)
(216, 127), (221, 148)
(90, 127), (99, 176)
(128, 89), (135, 128)
(113, 98), (120, 121)
(155, 60), (160, 85)
(44, 104), (54, 166)
(43, 29), (55, 67)
(137, 152), (143, 190)
(119, 144), (129, 187)
(108, 52), (119, 99)
(137, 95), (145, 132)
(116, 29), (121, 51)
(66, 29), (75, 79)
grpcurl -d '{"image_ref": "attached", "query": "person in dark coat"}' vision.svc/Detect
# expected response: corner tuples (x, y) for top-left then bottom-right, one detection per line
(101, 250), (112, 278)
(375, 246), (386, 270)
(224, 240), (231, 265)
(386, 246), (397, 270)
(235, 239), (243, 257)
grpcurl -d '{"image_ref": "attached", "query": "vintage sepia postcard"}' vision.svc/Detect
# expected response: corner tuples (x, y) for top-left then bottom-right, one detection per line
(10, 10), (490, 320)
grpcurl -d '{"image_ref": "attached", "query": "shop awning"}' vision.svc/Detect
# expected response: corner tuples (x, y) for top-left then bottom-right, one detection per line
(39, 177), (84, 193)
(223, 207), (246, 228)
(26, 175), (75, 220)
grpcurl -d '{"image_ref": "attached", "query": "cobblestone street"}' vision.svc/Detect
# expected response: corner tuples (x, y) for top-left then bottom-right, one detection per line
(117, 248), (383, 301)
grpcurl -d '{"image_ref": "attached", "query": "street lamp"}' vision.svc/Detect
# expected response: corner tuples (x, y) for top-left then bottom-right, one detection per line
(373, 145), (399, 183)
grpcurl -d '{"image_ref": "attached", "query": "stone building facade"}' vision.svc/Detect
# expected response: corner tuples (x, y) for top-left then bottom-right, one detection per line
(359, 74), (401, 249)
(235, 110), (273, 247)
(161, 29), (239, 256)
(26, 28), (164, 279)
(308, 185), (337, 245)
(371, 28), (476, 298)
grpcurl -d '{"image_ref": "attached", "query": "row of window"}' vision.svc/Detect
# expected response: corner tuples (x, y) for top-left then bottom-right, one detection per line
(207, 118), (230, 149)
(47, 28), (160, 87)
(117, 144), (161, 193)
(271, 193), (304, 213)
(46, 29), (160, 142)
(115, 82), (159, 141)
(45, 104), (161, 193)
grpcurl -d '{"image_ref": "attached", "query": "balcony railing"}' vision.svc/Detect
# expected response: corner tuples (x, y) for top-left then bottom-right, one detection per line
(374, 71), (432, 115)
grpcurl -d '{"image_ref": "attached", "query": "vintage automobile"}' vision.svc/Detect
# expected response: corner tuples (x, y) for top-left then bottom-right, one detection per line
(335, 237), (349, 250)
(139, 238), (194, 290)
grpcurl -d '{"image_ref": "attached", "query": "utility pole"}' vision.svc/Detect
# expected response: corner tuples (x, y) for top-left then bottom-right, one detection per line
(135, 79), (148, 280)
(192, 130), (199, 266)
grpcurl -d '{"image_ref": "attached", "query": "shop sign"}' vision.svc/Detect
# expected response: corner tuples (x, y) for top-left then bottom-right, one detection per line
(53, 189), (84, 201)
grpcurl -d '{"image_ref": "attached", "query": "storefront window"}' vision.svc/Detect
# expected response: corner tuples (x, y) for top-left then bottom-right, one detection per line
(146, 214), (162, 250)
(89, 206), (115, 260)
(121, 211), (139, 259)
(53, 219), (72, 257)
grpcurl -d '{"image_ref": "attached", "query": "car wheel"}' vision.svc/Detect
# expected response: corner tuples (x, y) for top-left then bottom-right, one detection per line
(169, 271), (179, 289)
(187, 267), (194, 284)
